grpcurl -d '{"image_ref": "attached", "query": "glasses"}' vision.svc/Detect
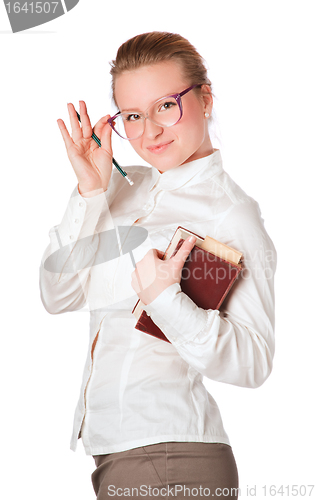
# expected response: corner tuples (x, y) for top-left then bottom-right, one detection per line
(107, 84), (202, 140)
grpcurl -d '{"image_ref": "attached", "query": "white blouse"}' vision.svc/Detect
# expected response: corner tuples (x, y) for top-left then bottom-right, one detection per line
(39, 150), (276, 456)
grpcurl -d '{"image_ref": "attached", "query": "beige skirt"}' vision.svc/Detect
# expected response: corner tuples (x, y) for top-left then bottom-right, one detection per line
(92, 441), (239, 499)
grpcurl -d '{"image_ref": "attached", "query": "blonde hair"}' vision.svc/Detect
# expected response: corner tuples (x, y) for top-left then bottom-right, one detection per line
(109, 31), (212, 106)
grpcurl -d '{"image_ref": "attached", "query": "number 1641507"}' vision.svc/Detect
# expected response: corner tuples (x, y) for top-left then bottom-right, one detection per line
(5, 2), (59, 14)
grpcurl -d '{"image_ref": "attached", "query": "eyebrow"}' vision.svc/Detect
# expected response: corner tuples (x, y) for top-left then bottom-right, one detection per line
(120, 107), (142, 113)
(119, 90), (180, 114)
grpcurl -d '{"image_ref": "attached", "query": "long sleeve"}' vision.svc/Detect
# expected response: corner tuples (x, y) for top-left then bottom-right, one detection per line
(143, 200), (277, 389)
(48, 151), (278, 455)
(39, 185), (113, 314)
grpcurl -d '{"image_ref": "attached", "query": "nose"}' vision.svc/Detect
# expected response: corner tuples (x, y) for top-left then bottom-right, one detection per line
(143, 118), (164, 140)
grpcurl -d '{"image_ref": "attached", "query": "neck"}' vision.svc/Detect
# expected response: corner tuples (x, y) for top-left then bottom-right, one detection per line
(183, 148), (214, 165)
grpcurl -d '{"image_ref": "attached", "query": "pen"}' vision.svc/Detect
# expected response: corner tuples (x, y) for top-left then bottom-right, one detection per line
(75, 110), (134, 186)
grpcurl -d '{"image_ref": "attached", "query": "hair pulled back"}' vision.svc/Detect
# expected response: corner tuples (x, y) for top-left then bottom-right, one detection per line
(110, 31), (212, 106)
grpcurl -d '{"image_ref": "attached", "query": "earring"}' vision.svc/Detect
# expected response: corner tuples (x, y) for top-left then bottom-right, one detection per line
(205, 112), (210, 118)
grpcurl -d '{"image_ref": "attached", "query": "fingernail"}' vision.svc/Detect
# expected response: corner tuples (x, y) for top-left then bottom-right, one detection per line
(189, 236), (196, 243)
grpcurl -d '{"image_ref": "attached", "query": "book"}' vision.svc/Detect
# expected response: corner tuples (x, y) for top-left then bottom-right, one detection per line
(132, 227), (243, 343)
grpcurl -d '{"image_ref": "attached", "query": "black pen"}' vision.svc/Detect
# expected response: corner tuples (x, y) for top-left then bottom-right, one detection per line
(76, 110), (134, 186)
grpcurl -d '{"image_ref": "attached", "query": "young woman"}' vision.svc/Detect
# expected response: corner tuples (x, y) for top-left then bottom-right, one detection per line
(40, 32), (276, 499)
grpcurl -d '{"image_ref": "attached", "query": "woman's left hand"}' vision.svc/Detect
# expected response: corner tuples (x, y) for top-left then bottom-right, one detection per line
(131, 236), (196, 305)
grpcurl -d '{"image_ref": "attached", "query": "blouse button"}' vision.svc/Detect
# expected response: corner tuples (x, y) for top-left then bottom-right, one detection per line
(69, 235), (74, 240)
(79, 202), (84, 207)
(74, 219), (79, 224)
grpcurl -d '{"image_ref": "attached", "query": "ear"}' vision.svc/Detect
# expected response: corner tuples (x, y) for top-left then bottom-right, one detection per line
(200, 84), (213, 116)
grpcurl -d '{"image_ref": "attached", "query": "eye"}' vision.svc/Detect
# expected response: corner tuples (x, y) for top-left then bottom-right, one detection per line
(158, 101), (177, 112)
(124, 113), (141, 122)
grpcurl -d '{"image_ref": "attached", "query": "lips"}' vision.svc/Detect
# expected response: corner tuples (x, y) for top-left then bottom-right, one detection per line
(146, 140), (173, 154)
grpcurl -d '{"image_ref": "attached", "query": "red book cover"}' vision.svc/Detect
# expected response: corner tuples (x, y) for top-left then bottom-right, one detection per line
(132, 228), (243, 343)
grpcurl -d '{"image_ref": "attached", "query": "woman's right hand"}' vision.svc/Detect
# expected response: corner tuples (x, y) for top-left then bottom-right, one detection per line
(57, 100), (113, 197)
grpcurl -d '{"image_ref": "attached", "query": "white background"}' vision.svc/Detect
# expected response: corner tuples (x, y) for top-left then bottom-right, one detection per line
(1, 1), (315, 498)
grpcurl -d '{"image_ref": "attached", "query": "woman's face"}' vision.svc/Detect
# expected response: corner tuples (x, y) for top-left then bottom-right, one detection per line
(114, 61), (214, 172)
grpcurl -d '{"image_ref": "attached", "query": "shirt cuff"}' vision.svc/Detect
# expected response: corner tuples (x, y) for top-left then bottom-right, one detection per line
(142, 283), (209, 346)
(56, 184), (113, 246)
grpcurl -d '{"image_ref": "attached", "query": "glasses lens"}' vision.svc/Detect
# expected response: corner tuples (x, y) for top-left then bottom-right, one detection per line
(112, 96), (181, 139)
(149, 96), (180, 127)
(113, 113), (144, 140)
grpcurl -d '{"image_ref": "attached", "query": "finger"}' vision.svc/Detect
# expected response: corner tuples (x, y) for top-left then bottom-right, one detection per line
(156, 250), (165, 260)
(67, 102), (83, 142)
(94, 115), (113, 151)
(57, 118), (75, 151)
(145, 248), (162, 262)
(79, 100), (92, 140)
(172, 236), (196, 267)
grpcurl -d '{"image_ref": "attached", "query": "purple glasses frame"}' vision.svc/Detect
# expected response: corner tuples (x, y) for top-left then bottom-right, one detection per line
(107, 84), (202, 140)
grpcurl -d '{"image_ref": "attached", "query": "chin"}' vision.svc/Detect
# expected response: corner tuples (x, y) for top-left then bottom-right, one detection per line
(142, 151), (190, 172)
